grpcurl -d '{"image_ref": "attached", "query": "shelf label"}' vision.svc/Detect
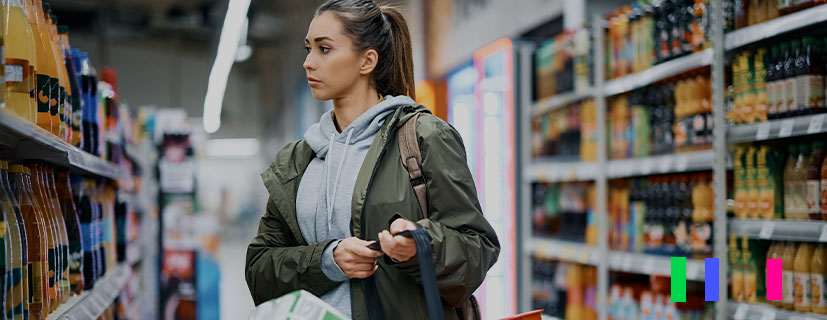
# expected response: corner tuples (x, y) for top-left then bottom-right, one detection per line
(778, 119), (795, 137)
(643, 258), (656, 274)
(759, 308), (775, 320)
(658, 156), (672, 173)
(578, 250), (590, 264)
(641, 158), (654, 175)
(808, 114), (826, 134)
(561, 247), (575, 261)
(819, 224), (827, 242)
(676, 155), (690, 172)
(759, 221), (775, 239)
(756, 123), (771, 140)
(567, 165), (577, 180)
(733, 304), (748, 320)
(622, 255), (633, 271)
(687, 261), (701, 280)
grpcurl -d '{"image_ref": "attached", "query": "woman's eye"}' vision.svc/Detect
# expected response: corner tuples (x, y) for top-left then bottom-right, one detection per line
(320, 46), (330, 53)
(304, 46), (311, 54)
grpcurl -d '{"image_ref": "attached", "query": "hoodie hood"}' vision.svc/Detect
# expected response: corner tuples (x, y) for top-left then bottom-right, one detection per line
(304, 95), (415, 159)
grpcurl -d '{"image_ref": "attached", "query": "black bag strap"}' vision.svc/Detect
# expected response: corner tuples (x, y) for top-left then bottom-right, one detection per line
(363, 275), (385, 320)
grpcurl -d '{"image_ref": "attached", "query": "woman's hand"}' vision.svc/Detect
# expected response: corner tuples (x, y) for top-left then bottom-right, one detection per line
(378, 218), (418, 262)
(333, 237), (384, 279)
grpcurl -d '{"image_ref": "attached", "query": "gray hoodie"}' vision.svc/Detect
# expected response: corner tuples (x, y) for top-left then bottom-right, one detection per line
(295, 95), (416, 317)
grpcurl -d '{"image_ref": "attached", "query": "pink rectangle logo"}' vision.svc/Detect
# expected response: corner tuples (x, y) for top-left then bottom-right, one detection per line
(766, 259), (782, 300)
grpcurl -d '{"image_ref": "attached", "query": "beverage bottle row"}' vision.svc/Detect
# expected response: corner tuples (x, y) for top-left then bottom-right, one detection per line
(731, 237), (827, 315)
(530, 99), (597, 161)
(727, 0), (826, 31)
(531, 182), (597, 244)
(729, 36), (827, 124)
(531, 260), (597, 320)
(535, 28), (592, 100)
(605, 0), (709, 80)
(0, 160), (119, 319)
(609, 275), (711, 320)
(2, 0), (104, 156)
(610, 173), (714, 258)
(732, 140), (827, 221)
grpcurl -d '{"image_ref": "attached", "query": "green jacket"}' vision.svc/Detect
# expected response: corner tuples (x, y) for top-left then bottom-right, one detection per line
(245, 105), (500, 319)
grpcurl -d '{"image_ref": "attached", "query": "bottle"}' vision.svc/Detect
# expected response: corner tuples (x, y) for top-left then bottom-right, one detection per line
(44, 6), (66, 141)
(786, 41), (801, 117)
(4, 0), (37, 123)
(767, 46), (780, 119)
(42, 167), (69, 304)
(78, 52), (98, 156)
(802, 37), (825, 113)
(0, 161), (25, 320)
(755, 48), (769, 121)
(39, 3), (62, 139)
(810, 142), (826, 220)
(812, 243), (827, 314)
(730, 234), (744, 301)
(795, 144), (812, 220)
(25, 0), (54, 135)
(820, 143), (827, 221)
(768, 242), (784, 308)
(26, 165), (56, 312)
(783, 241), (797, 310)
(55, 171), (82, 295)
(785, 145), (799, 219)
(735, 147), (748, 218)
(8, 165), (45, 320)
(757, 146), (775, 219)
(58, 26), (81, 147)
(0, 162), (12, 320)
(767, 0), (779, 20)
(736, 0), (749, 28)
(746, 146), (760, 218)
(777, 42), (791, 118)
(795, 242), (814, 312)
(75, 179), (96, 289)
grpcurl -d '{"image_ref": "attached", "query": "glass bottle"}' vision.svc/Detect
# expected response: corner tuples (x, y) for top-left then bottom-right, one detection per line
(9, 165), (46, 320)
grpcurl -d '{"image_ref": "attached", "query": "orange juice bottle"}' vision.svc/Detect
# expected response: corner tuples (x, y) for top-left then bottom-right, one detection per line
(45, 169), (70, 303)
(48, 10), (71, 144)
(734, 147), (748, 218)
(43, 4), (67, 141)
(730, 234), (744, 301)
(785, 145), (799, 220)
(25, 165), (55, 313)
(25, 0), (54, 134)
(768, 242), (783, 308)
(811, 243), (827, 314)
(0, 161), (26, 320)
(8, 165), (46, 320)
(746, 146), (760, 219)
(757, 146), (775, 220)
(40, 166), (68, 305)
(795, 242), (814, 312)
(783, 241), (797, 310)
(4, 0), (37, 122)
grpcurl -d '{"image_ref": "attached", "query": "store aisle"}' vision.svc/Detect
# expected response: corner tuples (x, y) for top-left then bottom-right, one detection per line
(219, 224), (257, 319)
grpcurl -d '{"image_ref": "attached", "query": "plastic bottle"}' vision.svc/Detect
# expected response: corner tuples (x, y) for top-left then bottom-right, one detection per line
(809, 142), (826, 220)
(757, 146), (775, 219)
(39, 3), (63, 139)
(794, 144), (812, 220)
(820, 142), (827, 221)
(785, 145), (799, 219)
(75, 179), (96, 289)
(25, 0), (54, 135)
(4, 0), (37, 122)
(802, 37), (825, 113)
(786, 41), (801, 117)
(0, 161), (26, 320)
(25, 165), (55, 312)
(43, 167), (69, 303)
(78, 52), (98, 156)
(755, 48), (769, 121)
(767, 45), (780, 119)
(812, 243), (827, 314)
(58, 26), (81, 147)
(55, 171), (82, 295)
(746, 146), (760, 218)
(768, 241), (784, 308)
(730, 234), (744, 301)
(795, 242), (814, 312)
(8, 166), (45, 320)
(783, 241), (797, 310)
(735, 147), (748, 218)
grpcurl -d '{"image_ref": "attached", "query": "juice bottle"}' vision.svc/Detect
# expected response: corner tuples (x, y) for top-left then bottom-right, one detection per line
(4, 0), (37, 122)
(785, 145), (798, 220)
(75, 179), (96, 289)
(744, 238), (767, 303)
(812, 243), (827, 314)
(796, 144), (812, 220)
(730, 234), (744, 301)
(45, 169), (69, 302)
(0, 161), (25, 320)
(8, 165), (46, 320)
(734, 146), (748, 218)
(794, 37), (811, 115)
(55, 171), (82, 295)
(771, 146), (786, 219)
(783, 241), (797, 310)
(58, 26), (81, 147)
(746, 146), (760, 219)
(802, 37), (825, 113)
(768, 241), (784, 308)
(755, 48), (769, 121)
(25, 165), (54, 313)
(45, 6), (68, 142)
(767, 46), (780, 119)
(795, 242), (814, 312)
(785, 41), (800, 117)
(25, 0), (53, 135)
(820, 143), (827, 221)
(78, 51), (99, 156)
(34, 1), (59, 137)
(757, 146), (775, 219)
(809, 142), (826, 219)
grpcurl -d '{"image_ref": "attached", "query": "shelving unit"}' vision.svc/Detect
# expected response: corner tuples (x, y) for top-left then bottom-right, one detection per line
(731, 302), (827, 320)
(518, 3), (827, 319)
(46, 264), (132, 320)
(0, 109), (125, 180)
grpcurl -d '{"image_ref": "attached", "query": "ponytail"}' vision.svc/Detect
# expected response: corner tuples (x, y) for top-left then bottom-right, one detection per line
(317, 0), (416, 100)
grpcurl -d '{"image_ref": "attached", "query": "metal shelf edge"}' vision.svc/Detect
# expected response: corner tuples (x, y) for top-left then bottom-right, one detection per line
(532, 90), (595, 115)
(607, 150), (715, 178)
(45, 263), (132, 320)
(604, 49), (713, 97)
(724, 5), (827, 51)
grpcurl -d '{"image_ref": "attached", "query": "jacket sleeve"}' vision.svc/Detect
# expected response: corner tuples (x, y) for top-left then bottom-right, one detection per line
(392, 115), (501, 307)
(245, 194), (340, 305)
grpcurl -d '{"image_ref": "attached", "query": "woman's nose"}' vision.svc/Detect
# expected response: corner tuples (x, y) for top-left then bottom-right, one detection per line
(303, 55), (315, 71)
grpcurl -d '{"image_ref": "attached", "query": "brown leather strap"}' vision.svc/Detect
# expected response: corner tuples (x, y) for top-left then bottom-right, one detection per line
(398, 112), (428, 219)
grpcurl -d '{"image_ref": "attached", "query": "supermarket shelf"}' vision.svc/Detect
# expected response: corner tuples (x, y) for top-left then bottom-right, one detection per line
(731, 302), (827, 320)
(46, 263), (132, 320)
(532, 89), (595, 116)
(606, 150), (714, 178)
(528, 238), (704, 281)
(603, 48), (713, 97)
(725, 5), (827, 51)
(0, 109), (125, 180)
(525, 159), (598, 182)
(727, 113), (827, 144)
(729, 219), (827, 242)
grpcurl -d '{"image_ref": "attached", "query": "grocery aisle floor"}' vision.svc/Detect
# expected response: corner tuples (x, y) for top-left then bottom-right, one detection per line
(219, 224), (258, 319)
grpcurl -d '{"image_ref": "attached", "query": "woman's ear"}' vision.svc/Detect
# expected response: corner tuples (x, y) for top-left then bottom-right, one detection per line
(360, 49), (378, 75)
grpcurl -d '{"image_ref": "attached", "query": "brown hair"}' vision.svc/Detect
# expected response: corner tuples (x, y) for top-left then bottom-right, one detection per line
(316, 0), (416, 100)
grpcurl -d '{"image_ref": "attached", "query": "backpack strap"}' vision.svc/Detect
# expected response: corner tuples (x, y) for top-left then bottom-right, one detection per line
(397, 112), (428, 219)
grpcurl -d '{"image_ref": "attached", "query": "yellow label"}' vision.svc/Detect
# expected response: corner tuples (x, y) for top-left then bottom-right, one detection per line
(30, 262), (42, 304)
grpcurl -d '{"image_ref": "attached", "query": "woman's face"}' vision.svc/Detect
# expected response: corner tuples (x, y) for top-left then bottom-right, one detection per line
(303, 11), (370, 101)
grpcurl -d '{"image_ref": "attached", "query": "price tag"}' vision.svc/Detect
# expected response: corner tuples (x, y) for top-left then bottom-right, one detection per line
(759, 221), (775, 239)
(537, 167), (548, 181)
(820, 224), (827, 242)
(687, 261), (701, 280)
(610, 254), (621, 267)
(676, 155), (690, 172)
(756, 122), (771, 140)
(623, 162), (635, 177)
(641, 158), (654, 175)
(578, 250), (590, 264)
(622, 255), (633, 271)
(759, 308), (776, 320)
(658, 156), (672, 173)
(808, 114), (826, 134)
(643, 258), (656, 274)
(734, 304), (749, 320)
(778, 119), (795, 137)
(567, 165), (577, 181)
(561, 247), (575, 261)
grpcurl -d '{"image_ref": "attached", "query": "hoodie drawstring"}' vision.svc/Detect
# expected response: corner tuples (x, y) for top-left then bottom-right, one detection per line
(326, 128), (354, 233)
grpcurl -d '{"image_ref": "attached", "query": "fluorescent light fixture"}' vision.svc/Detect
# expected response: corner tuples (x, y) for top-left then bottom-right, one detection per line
(205, 138), (260, 158)
(203, 0), (252, 134)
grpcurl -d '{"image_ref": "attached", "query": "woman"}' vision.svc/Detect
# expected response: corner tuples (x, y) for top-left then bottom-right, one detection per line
(244, 1), (500, 319)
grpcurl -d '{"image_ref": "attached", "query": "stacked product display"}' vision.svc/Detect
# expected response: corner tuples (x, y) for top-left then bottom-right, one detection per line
(609, 274), (712, 320)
